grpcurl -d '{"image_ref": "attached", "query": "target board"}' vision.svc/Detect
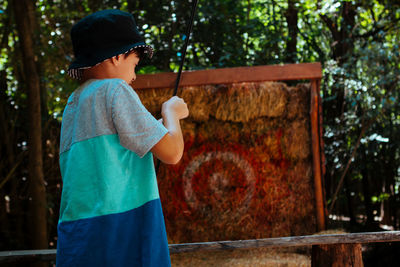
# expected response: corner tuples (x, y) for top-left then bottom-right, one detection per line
(144, 82), (317, 243)
(158, 125), (316, 243)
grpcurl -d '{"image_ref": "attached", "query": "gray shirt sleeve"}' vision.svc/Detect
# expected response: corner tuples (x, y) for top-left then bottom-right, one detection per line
(111, 81), (168, 157)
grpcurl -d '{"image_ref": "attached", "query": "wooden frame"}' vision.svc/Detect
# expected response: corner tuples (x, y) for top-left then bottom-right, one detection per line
(133, 62), (326, 231)
(2, 231), (400, 265)
(133, 62), (323, 89)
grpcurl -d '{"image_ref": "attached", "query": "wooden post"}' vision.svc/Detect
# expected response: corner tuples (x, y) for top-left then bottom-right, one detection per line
(310, 79), (326, 231)
(312, 243), (363, 267)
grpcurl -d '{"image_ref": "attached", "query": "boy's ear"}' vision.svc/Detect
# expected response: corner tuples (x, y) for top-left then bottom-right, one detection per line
(110, 55), (121, 66)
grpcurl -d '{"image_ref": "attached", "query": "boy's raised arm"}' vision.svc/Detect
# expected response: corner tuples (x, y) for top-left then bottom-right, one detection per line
(151, 96), (189, 164)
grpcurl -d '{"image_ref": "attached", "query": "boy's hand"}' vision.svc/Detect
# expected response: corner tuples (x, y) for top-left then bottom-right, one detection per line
(152, 96), (188, 164)
(161, 96), (189, 120)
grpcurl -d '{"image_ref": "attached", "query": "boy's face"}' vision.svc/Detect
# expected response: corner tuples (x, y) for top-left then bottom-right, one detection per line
(116, 52), (140, 84)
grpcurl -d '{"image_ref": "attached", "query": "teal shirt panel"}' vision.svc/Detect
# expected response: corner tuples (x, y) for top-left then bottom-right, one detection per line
(59, 134), (160, 223)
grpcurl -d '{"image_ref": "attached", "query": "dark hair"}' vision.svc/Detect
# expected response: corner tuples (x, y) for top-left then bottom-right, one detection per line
(124, 47), (145, 60)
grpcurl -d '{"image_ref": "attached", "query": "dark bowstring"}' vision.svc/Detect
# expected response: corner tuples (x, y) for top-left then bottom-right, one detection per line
(156, 0), (199, 174)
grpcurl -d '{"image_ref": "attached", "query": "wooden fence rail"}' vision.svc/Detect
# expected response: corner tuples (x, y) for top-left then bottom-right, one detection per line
(132, 63), (323, 89)
(169, 231), (400, 253)
(1, 231), (400, 266)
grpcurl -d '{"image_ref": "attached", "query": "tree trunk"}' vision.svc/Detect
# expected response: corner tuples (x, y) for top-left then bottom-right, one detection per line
(344, 176), (356, 226)
(284, 0), (298, 63)
(0, 71), (15, 167)
(0, 70), (11, 249)
(12, 0), (48, 254)
(381, 118), (396, 227)
(361, 144), (374, 227)
(319, 2), (357, 120)
(381, 177), (394, 226)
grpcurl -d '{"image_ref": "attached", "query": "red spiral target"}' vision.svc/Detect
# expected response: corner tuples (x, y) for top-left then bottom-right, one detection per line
(182, 148), (256, 221)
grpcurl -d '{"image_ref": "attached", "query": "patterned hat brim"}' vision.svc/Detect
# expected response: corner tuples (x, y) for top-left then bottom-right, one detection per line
(67, 44), (153, 80)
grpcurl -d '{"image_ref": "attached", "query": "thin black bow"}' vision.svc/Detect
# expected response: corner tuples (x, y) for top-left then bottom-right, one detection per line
(173, 0), (199, 96)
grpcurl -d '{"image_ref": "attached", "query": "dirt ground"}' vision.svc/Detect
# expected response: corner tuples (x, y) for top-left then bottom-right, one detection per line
(171, 247), (311, 267)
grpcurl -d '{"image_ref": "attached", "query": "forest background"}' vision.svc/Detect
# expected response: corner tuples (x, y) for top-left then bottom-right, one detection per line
(0, 0), (399, 256)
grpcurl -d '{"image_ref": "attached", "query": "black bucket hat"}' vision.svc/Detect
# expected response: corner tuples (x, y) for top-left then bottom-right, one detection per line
(68, 9), (153, 79)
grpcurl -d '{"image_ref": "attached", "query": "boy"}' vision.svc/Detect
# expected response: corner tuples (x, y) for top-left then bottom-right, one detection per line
(56, 9), (188, 267)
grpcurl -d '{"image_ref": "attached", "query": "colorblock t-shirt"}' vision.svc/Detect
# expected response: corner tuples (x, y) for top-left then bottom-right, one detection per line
(56, 79), (170, 267)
